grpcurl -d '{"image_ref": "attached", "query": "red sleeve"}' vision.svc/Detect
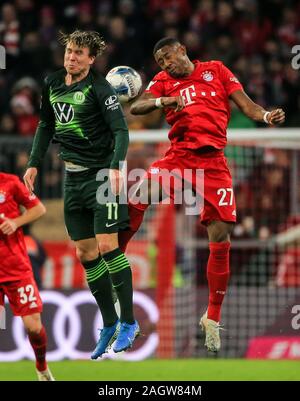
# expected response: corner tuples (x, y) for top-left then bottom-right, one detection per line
(13, 177), (40, 209)
(144, 79), (165, 97)
(218, 62), (243, 96)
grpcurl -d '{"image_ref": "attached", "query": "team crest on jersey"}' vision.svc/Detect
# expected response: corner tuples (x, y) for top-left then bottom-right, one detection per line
(53, 102), (74, 124)
(73, 91), (85, 104)
(202, 71), (214, 81)
(0, 190), (6, 203)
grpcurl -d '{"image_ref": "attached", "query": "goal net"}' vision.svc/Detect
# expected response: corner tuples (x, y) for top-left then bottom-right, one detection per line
(126, 128), (300, 359)
(0, 129), (299, 360)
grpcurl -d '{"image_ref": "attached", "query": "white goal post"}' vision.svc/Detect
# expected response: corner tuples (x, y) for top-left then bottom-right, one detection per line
(129, 128), (300, 149)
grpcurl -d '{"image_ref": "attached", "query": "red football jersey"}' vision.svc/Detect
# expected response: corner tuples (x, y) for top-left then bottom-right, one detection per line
(0, 173), (40, 282)
(145, 60), (243, 149)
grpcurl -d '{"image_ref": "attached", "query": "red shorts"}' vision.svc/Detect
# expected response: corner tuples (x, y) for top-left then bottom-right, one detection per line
(0, 275), (43, 316)
(146, 147), (236, 225)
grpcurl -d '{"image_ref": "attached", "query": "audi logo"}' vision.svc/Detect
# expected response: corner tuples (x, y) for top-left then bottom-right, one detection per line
(0, 290), (159, 361)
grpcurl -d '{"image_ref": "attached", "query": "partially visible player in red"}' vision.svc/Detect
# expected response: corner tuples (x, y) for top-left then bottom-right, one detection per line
(119, 37), (285, 352)
(0, 172), (54, 380)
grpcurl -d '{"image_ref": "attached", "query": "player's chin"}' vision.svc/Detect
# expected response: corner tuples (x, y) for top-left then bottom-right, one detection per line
(66, 66), (79, 74)
(169, 71), (181, 78)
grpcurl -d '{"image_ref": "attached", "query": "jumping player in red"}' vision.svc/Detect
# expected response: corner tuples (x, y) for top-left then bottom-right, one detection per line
(0, 172), (54, 380)
(119, 37), (285, 352)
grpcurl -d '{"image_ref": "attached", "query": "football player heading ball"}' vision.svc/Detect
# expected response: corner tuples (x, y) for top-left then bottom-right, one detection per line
(118, 37), (285, 352)
(23, 30), (140, 359)
(106, 65), (142, 103)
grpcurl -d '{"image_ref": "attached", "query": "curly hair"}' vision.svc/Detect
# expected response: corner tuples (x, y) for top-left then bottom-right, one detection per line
(59, 30), (106, 57)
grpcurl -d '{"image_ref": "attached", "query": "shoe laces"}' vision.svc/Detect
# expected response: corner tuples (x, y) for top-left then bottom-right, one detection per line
(120, 322), (132, 332)
(209, 323), (225, 331)
(204, 320), (225, 334)
(118, 322), (135, 338)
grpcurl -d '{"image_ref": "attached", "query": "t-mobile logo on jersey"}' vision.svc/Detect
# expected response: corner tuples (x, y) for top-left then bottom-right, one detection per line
(180, 85), (196, 105)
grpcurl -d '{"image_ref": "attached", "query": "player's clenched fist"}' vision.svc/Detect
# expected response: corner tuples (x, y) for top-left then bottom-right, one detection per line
(161, 96), (186, 112)
(0, 216), (18, 235)
(268, 108), (285, 125)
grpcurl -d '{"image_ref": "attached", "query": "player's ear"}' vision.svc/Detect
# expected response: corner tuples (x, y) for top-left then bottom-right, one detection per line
(89, 56), (95, 65)
(179, 45), (187, 55)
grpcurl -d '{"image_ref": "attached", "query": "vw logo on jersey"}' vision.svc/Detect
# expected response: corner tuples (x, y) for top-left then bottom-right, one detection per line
(202, 71), (214, 81)
(73, 91), (85, 104)
(53, 102), (74, 124)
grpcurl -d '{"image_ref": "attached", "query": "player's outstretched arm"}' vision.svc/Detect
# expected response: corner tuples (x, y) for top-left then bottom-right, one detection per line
(14, 202), (46, 228)
(130, 92), (185, 115)
(230, 90), (285, 125)
(0, 203), (46, 236)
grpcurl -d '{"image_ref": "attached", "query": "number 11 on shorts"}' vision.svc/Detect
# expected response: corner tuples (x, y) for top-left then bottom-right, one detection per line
(106, 202), (118, 220)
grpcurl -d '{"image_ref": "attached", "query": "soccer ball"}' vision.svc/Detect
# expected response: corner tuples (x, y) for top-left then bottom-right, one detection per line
(106, 66), (142, 103)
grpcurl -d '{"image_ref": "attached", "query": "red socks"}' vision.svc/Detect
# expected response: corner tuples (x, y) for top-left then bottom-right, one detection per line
(121, 206), (230, 324)
(28, 325), (47, 372)
(119, 202), (147, 253)
(207, 241), (230, 323)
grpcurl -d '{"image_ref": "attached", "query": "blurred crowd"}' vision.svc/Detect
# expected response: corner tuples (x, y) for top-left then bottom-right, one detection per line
(0, 0), (299, 235)
(0, 0), (300, 136)
(1, 1), (300, 288)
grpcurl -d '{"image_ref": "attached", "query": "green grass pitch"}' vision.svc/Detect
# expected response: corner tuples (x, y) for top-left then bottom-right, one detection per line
(0, 359), (299, 381)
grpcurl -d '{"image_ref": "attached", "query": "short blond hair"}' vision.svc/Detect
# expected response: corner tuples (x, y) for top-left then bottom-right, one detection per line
(59, 30), (106, 57)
